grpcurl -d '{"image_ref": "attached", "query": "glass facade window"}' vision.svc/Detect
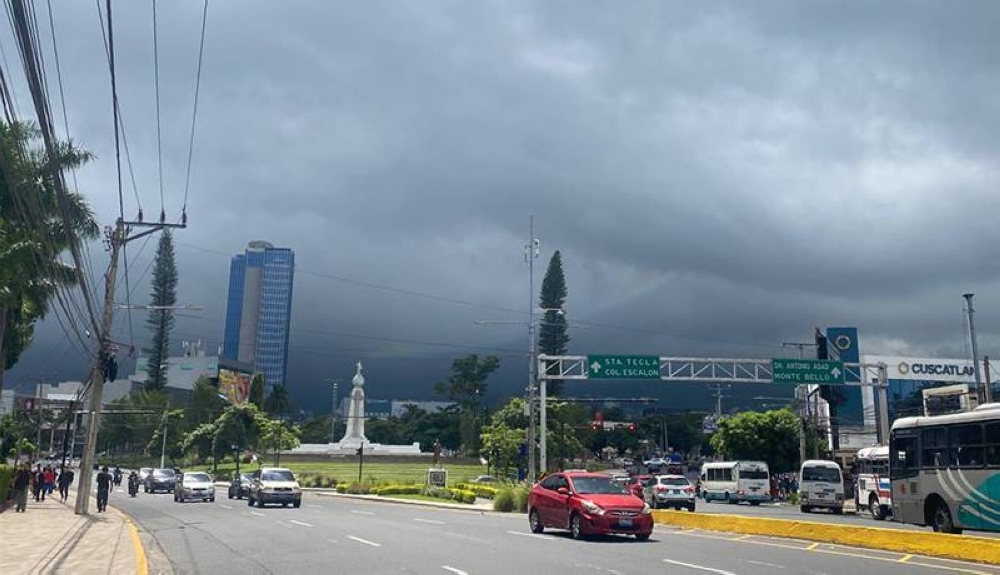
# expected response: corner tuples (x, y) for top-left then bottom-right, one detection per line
(222, 243), (294, 392)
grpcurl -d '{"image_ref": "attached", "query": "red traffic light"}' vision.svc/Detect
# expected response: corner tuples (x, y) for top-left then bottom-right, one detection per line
(627, 423), (636, 432)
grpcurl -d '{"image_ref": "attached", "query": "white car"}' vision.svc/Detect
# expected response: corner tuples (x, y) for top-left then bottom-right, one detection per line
(175, 472), (216, 503)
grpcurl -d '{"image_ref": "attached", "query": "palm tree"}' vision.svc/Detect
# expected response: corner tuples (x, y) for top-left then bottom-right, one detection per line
(0, 120), (99, 397)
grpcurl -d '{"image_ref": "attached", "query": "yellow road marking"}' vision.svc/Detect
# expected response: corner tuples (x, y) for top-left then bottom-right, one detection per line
(111, 507), (148, 575)
(659, 528), (995, 575)
(732, 535), (752, 541)
(899, 555), (913, 563)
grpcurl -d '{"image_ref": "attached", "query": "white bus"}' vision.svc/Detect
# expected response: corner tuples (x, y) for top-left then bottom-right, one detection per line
(889, 403), (1000, 534)
(854, 446), (892, 520)
(699, 461), (770, 505)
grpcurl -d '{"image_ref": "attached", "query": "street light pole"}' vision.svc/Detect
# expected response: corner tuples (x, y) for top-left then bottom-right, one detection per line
(326, 379), (340, 443)
(963, 294), (985, 403)
(525, 216), (539, 483)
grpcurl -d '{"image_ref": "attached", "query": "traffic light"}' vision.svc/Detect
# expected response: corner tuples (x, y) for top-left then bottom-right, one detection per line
(591, 421), (601, 431)
(627, 423), (636, 432)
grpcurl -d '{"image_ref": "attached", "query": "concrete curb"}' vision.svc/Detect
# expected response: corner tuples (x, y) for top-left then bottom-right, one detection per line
(111, 507), (149, 575)
(651, 510), (1000, 566)
(314, 491), (495, 513)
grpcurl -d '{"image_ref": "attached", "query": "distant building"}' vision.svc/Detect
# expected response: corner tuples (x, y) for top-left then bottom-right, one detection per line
(339, 398), (392, 420)
(0, 389), (14, 415)
(132, 340), (220, 403)
(222, 241), (295, 393)
(390, 400), (455, 418)
(40, 379), (132, 406)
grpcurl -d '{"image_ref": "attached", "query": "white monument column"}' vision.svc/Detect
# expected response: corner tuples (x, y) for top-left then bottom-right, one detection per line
(341, 361), (368, 446)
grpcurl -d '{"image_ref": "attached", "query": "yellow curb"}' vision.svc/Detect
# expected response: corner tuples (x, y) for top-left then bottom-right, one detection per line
(651, 510), (1000, 566)
(111, 507), (149, 575)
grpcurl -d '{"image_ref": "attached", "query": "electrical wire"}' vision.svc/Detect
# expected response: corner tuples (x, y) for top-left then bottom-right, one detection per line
(181, 0), (209, 215)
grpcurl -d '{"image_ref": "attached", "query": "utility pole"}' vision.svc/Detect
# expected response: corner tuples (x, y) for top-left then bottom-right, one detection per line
(984, 356), (994, 404)
(524, 216), (539, 482)
(160, 405), (171, 469)
(964, 294), (985, 405)
(76, 217), (184, 515)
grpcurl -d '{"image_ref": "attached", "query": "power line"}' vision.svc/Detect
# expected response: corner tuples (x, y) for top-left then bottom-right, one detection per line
(175, 241), (784, 350)
(181, 0), (209, 215)
(104, 0), (124, 224)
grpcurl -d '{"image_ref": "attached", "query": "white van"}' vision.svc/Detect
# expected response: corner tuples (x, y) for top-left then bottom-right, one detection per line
(699, 461), (770, 505)
(798, 459), (844, 514)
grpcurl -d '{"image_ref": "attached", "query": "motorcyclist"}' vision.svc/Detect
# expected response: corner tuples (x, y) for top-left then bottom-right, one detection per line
(113, 466), (123, 486)
(127, 470), (139, 497)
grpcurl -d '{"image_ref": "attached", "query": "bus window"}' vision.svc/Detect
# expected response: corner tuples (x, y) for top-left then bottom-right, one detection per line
(987, 423), (1000, 468)
(921, 428), (949, 469)
(891, 435), (918, 479)
(952, 424), (984, 468)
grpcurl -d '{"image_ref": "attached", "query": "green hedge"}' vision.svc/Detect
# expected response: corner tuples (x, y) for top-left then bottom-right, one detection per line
(336, 482), (375, 494)
(0, 465), (14, 505)
(452, 483), (499, 500)
(373, 484), (422, 496)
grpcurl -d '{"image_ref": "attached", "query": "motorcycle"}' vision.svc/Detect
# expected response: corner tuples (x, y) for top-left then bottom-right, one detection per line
(128, 476), (139, 497)
(113, 469), (123, 486)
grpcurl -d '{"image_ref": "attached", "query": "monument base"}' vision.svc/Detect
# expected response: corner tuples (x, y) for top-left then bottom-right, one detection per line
(287, 442), (423, 456)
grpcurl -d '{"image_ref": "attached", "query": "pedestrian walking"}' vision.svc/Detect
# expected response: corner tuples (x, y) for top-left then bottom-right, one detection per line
(96, 466), (113, 513)
(10, 463), (31, 512)
(31, 464), (44, 502)
(43, 466), (56, 497)
(58, 466), (75, 502)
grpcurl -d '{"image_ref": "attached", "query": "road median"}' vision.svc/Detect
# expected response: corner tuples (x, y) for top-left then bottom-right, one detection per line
(651, 509), (1000, 566)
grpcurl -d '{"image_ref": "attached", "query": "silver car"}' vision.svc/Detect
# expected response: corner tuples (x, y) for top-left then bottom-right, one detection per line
(174, 472), (216, 503)
(644, 474), (696, 511)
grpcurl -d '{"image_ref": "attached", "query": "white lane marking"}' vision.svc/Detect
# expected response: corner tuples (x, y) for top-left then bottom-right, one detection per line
(328, 539), (338, 544)
(442, 567), (469, 575)
(748, 560), (784, 569)
(275, 520), (293, 529)
(663, 559), (737, 575)
(607, 570), (625, 575)
(290, 520), (313, 527)
(307, 504), (323, 508)
(219, 504), (233, 509)
(414, 518), (446, 525)
(347, 535), (381, 547)
(351, 510), (375, 516)
(506, 530), (551, 541)
(249, 511), (265, 517)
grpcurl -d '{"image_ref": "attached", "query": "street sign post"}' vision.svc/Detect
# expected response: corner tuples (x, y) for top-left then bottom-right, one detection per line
(587, 355), (660, 379)
(772, 358), (845, 384)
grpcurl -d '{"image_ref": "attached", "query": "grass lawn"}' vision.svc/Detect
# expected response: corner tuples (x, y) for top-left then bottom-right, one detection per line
(192, 460), (489, 484)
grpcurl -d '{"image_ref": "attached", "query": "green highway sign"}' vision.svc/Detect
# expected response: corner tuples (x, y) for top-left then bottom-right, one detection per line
(772, 358), (845, 385)
(587, 355), (660, 379)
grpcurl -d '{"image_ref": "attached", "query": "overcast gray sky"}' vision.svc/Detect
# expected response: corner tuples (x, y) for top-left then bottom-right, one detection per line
(7, 1), (1000, 409)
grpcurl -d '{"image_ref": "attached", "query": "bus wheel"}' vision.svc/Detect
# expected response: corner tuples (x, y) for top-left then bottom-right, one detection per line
(931, 501), (962, 535)
(870, 495), (884, 521)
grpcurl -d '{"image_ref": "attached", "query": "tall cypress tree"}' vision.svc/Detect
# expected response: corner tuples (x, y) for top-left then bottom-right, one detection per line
(538, 250), (569, 396)
(143, 231), (178, 391)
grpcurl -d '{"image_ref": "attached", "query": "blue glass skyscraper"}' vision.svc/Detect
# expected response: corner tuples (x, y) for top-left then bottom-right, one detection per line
(222, 241), (295, 392)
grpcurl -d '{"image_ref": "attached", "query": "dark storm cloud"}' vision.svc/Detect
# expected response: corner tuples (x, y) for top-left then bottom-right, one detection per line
(8, 1), (1000, 407)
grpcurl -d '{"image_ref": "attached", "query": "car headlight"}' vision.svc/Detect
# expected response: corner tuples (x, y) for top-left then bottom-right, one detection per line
(641, 502), (652, 515)
(581, 500), (605, 516)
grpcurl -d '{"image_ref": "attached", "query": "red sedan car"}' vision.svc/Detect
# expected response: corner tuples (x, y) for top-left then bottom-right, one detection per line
(528, 472), (654, 540)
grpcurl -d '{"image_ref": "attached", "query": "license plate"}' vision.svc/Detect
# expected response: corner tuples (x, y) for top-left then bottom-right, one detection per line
(750, 487), (759, 491)
(670, 490), (678, 495)
(619, 518), (633, 527)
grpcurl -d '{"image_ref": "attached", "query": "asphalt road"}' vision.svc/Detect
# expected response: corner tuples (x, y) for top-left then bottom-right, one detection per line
(107, 488), (1000, 575)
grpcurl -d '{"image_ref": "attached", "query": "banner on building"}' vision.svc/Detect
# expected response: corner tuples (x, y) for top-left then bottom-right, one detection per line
(219, 368), (252, 404)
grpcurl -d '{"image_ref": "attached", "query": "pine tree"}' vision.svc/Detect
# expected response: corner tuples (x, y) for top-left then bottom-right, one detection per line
(143, 231), (178, 391)
(538, 250), (569, 396)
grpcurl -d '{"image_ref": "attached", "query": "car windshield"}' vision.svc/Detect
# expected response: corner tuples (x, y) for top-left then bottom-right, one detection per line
(140, 468), (152, 474)
(802, 466), (841, 483)
(185, 473), (211, 483)
(739, 469), (768, 480)
(153, 470), (174, 478)
(571, 477), (629, 495)
(662, 477), (689, 486)
(240, 474), (254, 481)
(262, 470), (295, 482)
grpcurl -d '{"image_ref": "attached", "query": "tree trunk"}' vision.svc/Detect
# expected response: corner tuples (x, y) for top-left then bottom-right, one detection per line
(0, 305), (8, 402)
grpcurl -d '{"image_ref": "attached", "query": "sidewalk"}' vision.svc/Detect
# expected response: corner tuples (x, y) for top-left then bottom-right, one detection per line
(0, 489), (147, 575)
